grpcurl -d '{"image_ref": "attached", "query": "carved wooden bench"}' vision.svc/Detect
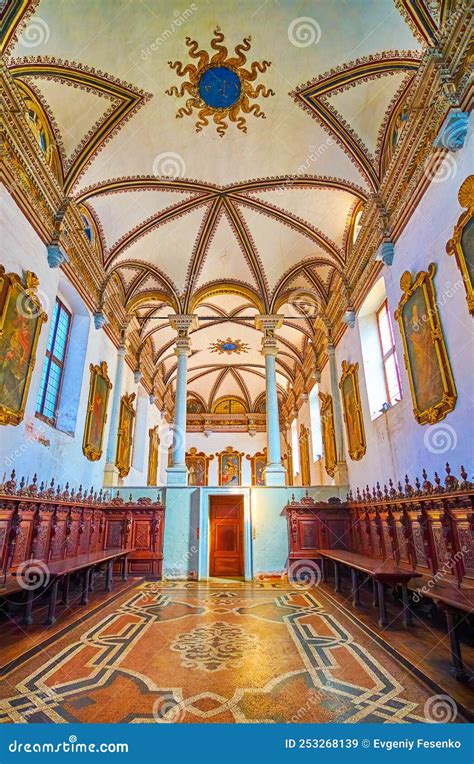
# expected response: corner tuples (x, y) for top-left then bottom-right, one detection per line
(0, 548), (132, 626)
(318, 548), (422, 628)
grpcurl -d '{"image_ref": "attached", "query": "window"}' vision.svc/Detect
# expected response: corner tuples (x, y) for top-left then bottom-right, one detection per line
(358, 277), (402, 419)
(36, 298), (71, 424)
(213, 397), (246, 414)
(376, 300), (402, 405)
(291, 419), (300, 478)
(309, 386), (323, 460)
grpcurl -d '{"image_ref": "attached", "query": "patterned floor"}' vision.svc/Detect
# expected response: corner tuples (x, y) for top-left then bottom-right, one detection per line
(0, 581), (455, 723)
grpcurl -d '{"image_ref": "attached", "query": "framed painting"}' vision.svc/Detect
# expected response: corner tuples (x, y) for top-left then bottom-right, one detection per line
(246, 449), (266, 486)
(318, 391), (337, 477)
(115, 393), (136, 478)
(446, 175), (474, 314)
(82, 361), (112, 461)
(217, 446), (242, 486)
(147, 425), (160, 486)
(186, 447), (213, 486)
(299, 424), (311, 486)
(283, 442), (293, 487)
(394, 263), (457, 424)
(0, 267), (47, 426)
(339, 361), (366, 461)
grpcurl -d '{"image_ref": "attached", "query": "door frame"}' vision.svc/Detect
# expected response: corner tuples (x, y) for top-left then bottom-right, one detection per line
(208, 494), (245, 578)
(198, 488), (253, 581)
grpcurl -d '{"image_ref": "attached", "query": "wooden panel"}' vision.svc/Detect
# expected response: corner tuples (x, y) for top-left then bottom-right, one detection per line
(209, 496), (244, 578)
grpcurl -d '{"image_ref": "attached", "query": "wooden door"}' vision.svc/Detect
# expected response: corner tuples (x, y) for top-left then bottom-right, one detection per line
(209, 495), (244, 578)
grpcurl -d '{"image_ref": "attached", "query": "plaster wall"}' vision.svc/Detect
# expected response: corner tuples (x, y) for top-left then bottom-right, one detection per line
(318, 122), (474, 488)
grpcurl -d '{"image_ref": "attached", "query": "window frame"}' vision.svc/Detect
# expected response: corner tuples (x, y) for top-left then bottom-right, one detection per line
(376, 299), (402, 406)
(36, 297), (72, 426)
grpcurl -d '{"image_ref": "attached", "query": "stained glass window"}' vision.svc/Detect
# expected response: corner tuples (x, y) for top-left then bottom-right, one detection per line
(36, 298), (72, 424)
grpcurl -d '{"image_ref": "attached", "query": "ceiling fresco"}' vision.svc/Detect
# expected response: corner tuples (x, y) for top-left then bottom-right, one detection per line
(2, 0), (452, 409)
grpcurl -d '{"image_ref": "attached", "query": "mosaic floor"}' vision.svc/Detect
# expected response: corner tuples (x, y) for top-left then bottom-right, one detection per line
(0, 582), (458, 723)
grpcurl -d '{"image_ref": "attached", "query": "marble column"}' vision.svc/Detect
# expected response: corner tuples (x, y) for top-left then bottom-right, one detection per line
(327, 339), (349, 486)
(255, 315), (286, 486)
(166, 315), (198, 486)
(103, 344), (126, 487)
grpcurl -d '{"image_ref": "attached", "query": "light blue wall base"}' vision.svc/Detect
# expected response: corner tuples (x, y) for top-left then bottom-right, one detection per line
(115, 485), (347, 579)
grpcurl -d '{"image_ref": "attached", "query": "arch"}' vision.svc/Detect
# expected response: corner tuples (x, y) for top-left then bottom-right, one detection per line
(126, 289), (180, 315)
(189, 281), (264, 313)
(272, 288), (324, 317)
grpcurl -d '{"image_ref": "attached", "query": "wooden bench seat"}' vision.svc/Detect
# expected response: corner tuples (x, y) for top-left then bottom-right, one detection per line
(408, 580), (474, 683)
(319, 549), (474, 683)
(0, 548), (132, 626)
(318, 548), (422, 629)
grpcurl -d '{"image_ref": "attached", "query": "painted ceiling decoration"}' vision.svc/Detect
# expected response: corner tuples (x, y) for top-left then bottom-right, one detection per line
(166, 28), (274, 136)
(3, 0), (462, 413)
(9, 59), (151, 193)
(291, 52), (421, 190)
(209, 338), (250, 355)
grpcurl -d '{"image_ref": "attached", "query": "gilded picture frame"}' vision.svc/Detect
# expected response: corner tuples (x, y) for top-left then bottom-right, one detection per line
(0, 267), (47, 426)
(147, 425), (159, 486)
(394, 263), (457, 424)
(186, 447), (213, 486)
(246, 449), (266, 486)
(446, 175), (474, 314)
(318, 391), (337, 477)
(217, 446), (242, 486)
(339, 361), (366, 461)
(299, 424), (311, 486)
(82, 361), (112, 461)
(115, 393), (136, 478)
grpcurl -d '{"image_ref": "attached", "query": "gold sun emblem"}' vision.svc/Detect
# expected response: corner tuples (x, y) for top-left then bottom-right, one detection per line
(166, 28), (274, 136)
(209, 338), (250, 355)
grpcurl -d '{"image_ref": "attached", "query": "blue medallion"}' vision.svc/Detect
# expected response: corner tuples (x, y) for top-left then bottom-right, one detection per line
(199, 66), (241, 109)
(221, 342), (238, 351)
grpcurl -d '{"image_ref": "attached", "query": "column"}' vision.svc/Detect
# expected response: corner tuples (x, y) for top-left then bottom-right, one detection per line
(103, 344), (126, 487)
(327, 337), (349, 487)
(166, 315), (198, 486)
(255, 315), (286, 486)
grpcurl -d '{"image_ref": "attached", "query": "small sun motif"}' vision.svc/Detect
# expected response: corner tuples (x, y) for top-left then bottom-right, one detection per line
(166, 28), (275, 136)
(209, 338), (250, 355)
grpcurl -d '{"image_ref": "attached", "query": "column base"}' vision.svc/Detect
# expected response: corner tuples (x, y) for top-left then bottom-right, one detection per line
(333, 461), (349, 486)
(166, 465), (189, 486)
(265, 464), (287, 487)
(103, 462), (120, 487)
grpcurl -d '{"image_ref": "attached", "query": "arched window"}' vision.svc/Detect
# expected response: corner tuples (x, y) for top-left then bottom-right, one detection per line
(212, 397), (246, 414)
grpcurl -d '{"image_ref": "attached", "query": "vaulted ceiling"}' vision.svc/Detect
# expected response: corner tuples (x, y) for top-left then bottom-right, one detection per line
(3, 0), (439, 406)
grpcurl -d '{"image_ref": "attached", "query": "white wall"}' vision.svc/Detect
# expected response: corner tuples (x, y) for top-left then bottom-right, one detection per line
(0, 188), (159, 490)
(319, 119), (474, 489)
